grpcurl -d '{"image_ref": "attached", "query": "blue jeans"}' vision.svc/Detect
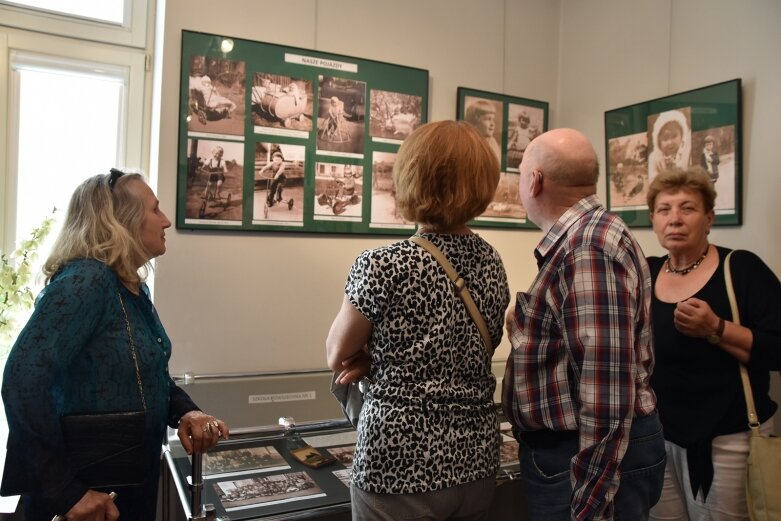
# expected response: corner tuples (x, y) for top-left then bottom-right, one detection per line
(519, 412), (666, 521)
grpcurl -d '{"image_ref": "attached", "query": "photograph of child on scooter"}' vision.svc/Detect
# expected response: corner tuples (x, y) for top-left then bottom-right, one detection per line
(253, 142), (305, 226)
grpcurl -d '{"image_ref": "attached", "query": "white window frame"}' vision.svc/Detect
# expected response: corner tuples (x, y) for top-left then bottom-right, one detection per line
(0, 26), (149, 253)
(0, 0), (148, 48)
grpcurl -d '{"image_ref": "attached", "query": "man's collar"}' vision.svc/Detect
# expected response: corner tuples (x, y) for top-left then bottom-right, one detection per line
(534, 195), (602, 264)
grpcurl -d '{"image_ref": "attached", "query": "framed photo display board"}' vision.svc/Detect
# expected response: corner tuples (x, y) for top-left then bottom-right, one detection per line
(177, 30), (428, 235)
(456, 87), (549, 229)
(604, 78), (742, 227)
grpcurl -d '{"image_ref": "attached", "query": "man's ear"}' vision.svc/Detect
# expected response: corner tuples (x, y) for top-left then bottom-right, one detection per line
(529, 169), (543, 197)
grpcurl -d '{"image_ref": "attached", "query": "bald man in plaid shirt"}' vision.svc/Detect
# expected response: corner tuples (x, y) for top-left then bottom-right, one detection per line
(504, 128), (666, 521)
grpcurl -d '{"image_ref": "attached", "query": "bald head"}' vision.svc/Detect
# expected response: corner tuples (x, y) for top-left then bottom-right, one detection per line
(524, 128), (599, 187)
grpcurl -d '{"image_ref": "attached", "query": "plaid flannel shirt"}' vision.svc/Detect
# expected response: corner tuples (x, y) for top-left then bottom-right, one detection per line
(508, 196), (657, 521)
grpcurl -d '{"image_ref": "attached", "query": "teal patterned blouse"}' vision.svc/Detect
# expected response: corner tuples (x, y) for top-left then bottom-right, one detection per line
(1, 259), (198, 514)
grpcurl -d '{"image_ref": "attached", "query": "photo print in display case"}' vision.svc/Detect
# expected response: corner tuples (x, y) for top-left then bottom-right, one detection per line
(177, 30), (428, 236)
(456, 87), (549, 229)
(604, 78), (742, 226)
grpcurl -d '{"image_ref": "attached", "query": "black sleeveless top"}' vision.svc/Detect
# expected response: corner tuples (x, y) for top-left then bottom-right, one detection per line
(648, 246), (780, 497)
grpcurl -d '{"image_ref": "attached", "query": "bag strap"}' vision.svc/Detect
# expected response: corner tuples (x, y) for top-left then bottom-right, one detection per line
(724, 251), (759, 432)
(410, 235), (493, 354)
(117, 291), (147, 412)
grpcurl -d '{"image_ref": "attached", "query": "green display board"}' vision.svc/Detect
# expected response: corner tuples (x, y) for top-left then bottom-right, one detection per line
(604, 78), (742, 227)
(177, 30), (428, 235)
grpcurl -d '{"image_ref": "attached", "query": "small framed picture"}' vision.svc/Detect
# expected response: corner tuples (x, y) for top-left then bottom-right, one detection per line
(604, 78), (742, 227)
(457, 87), (549, 229)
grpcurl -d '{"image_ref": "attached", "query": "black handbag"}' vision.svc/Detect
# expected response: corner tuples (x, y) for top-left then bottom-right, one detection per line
(330, 373), (370, 428)
(60, 291), (149, 488)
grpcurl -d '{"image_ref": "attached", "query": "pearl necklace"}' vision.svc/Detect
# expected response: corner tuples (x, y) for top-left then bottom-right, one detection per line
(665, 245), (710, 275)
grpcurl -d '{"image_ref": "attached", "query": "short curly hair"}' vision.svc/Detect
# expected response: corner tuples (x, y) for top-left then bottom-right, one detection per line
(393, 120), (500, 228)
(646, 166), (717, 213)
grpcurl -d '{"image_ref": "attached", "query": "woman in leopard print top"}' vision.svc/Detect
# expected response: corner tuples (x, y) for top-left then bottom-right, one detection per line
(327, 120), (510, 520)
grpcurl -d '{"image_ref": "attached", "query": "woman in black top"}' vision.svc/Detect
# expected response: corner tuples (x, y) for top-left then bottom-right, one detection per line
(646, 167), (781, 520)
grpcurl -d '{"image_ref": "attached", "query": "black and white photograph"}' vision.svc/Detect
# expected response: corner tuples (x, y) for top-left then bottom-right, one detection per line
(213, 471), (325, 512)
(647, 107), (692, 182)
(692, 125), (737, 214)
(474, 172), (528, 224)
(325, 445), (355, 469)
(506, 103), (545, 171)
(332, 468), (351, 488)
(369, 89), (422, 142)
(316, 75), (366, 156)
(499, 439), (520, 467)
(252, 142), (306, 226)
(369, 151), (412, 229)
(607, 132), (649, 210)
(462, 96), (503, 163)
(457, 87), (547, 229)
(184, 138), (243, 225)
(177, 30), (429, 235)
(203, 446), (289, 479)
(605, 79), (742, 226)
(251, 73), (313, 136)
(314, 163), (363, 221)
(187, 55), (246, 137)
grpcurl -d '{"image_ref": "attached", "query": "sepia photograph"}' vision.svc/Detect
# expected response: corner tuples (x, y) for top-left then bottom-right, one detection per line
(317, 75), (366, 156)
(326, 445), (355, 469)
(499, 439), (520, 467)
(462, 96), (503, 163)
(184, 138), (244, 224)
(314, 163), (363, 221)
(457, 87), (548, 229)
(252, 142), (306, 226)
(474, 172), (528, 224)
(369, 151), (412, 229)
(187, 55), (246, 137)
(506, 103), (545, 171)
(251, 73), (313, 135)
(203, 446), (289, 479)
(369, 89), (422, 142)
(332, 468), (351, 488)
(607, 132), (649, 210)
(213, 471), (325, 511)
(605, 79), (742, 226)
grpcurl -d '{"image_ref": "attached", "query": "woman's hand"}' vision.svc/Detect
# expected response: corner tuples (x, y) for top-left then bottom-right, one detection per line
(177, 410), (229, 455)
(63, 490), (118, 521)
(674, 297), (719, 338)
(334, 349), (370, 385)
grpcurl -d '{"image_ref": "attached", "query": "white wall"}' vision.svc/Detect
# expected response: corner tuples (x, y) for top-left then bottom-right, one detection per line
(154, 0), (561, 375)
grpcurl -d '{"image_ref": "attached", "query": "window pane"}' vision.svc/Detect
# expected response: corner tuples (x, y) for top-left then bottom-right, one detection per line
(1, 0), (124, 24)
(14, 62), (124, 282)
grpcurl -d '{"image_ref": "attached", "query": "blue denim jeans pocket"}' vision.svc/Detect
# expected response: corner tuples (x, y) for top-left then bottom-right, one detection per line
(518, 413), (666, 521)
(614, 413), (667, 521)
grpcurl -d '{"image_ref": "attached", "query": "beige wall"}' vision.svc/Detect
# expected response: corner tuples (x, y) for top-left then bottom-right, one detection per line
(154, 0), (781, 436)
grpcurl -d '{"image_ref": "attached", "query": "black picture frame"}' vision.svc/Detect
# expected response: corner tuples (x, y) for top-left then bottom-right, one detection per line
(604, 78), (742, 227)
(177, 30), (429, 235)
(456, 87), (548, 229)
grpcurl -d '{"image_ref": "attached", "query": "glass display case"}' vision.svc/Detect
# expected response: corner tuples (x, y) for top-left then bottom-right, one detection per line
(161, 370), (525, 520)
(162, 419), (356, 521)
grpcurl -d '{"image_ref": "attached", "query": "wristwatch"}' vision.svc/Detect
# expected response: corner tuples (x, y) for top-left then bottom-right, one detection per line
(707, 317), (725, 345)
